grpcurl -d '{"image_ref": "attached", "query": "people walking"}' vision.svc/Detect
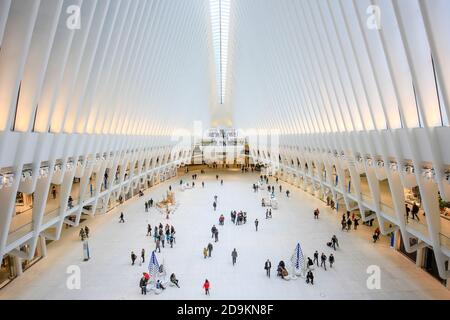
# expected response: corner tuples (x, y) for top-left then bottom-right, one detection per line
(211, 225), (217, 238)
(306, 270), (314, 285)
(79, 228), (86, 241)
(264, 259), (272, 278)
(207, 243), (213, 257)
(119, 212), (125, 223)
(329, 253), (335, 268)
(140, 275), (148, 295)
(232, 248), (238, 266)
(331, 235), (339, 250)
(141, 249), (145, 263)
(313, 250), (319, 266)
(255, 219), (259, 231)
(203, 279), (210, 295)
(412, 202), (420, 221)
(320, 253), (327, 270)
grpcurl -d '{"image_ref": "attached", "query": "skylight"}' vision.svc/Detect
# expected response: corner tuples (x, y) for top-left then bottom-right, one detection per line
(210, 0), (230, 104)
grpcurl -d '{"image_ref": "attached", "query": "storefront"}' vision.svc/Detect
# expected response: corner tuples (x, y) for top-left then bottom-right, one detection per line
(398, 234), (417, 263)
(0, 256), (16, 289)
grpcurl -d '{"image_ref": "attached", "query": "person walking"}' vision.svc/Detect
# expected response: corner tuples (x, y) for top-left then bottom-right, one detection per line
(145, 202), (148, 212)
(313, 250), (319, 267)
(331, 235), (339, 250)
(213, 201), (217, 211)
(156, 238), (161, 253)
(221, 179), (223, 186)
(405, 204), (410, 222)
(119, 212), (125, 223)
(346, 218), (352, 231)
(286, 190), (290, 197)
(203, 279), (210, 295)
(306, 270), (314, 285)
(203, 247), (208, 259)
(84, 226), (89, 238)
(231, 248), (238, 266)
(214, 229), (219, 242)
(79, 228), (86, 241)
(211, 225), (217, 238)
(329, 253), (335, 268)
(131, 251), (137, 265)
(353, 218), (359, 230)
(320, 253), (327, 270)
(207, 243), (213, 257)
(140, 275), (147, 295)
(202, 181), (205, 188)
(279, 185), (282, 193)
(141, 249), (145, 263)
(255, 219), (259, 231)
(264, 259), (272, 278)
(412, 202), (420, 221)
(147, 224), (152, 236)
(149, 198), (153, 207)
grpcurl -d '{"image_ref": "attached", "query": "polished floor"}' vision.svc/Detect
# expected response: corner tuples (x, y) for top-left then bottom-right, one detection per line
(1, 169), (449, 300)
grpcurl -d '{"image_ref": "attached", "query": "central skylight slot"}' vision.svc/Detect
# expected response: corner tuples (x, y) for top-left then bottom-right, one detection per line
(210, 0), (230, 104)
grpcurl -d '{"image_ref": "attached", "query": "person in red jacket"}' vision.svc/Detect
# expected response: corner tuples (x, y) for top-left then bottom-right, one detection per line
(203, 279), (210, 295)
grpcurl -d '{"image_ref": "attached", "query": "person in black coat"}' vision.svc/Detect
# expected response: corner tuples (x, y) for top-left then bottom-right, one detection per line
(139, 276), (147, 295)
(264, 259), (272, 277)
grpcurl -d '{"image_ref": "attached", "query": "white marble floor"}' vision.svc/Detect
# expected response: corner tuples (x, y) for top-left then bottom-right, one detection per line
(1, 169), (449, 300)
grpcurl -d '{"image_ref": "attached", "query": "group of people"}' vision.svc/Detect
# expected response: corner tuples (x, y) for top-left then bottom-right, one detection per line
(231, 210), (247, 225)
(405, 202), (421, 221)
(78, 225), (90, 241)
(144, 198), (154, 212)
(153, 223), (177, 252)
(139, 272), (180, 295)
(130, 248), (146, 265)
(341, 211), (359, 231)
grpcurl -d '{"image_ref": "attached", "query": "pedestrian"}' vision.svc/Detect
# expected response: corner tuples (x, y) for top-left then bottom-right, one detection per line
(202, 181), (205, 188)
(329, 253), (335, 268)
(147, 224), (152, 236)
(264, 259), (272, 278)
(149, 198), (153, 207)
(286, 190), (290, 197)
(306, 270), (314, 285)
(279, 185), (282, 193)
(331, 235), (339, 250)
(211, 225), (217, 238)
(255, 219), (259, 231)
(156, 238), (161, 253)
(346, 218), (352, 231)
(140, 275), (147, 295)
(131, 251), (137, 265)
(221, 179), (223, 185)
(161, 235), (165, 248)
(145, 202), (148, 212)
(79, 228), (86, 241)
(203, 279), (210, 295)
(52, 186), (57, 199)
(141, 249), (145, 263)
(320, 253), (327, 270)
(412, 202), (420, 221)
(354, 218), (359, 230)
(313, 209), (319, 219)
(214, 229), (219, 242)
(153, 226), (158, 241)
(213, 201), (217, 211)
(341, 219), (347, 231)
(232, 248), (238, 266)
(119, 212), (125, 223)
(208, 243), (213, 257)
(405, 204), (410, 222)
(313, 250), (319, 266)
(203, 247), (208, 259)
